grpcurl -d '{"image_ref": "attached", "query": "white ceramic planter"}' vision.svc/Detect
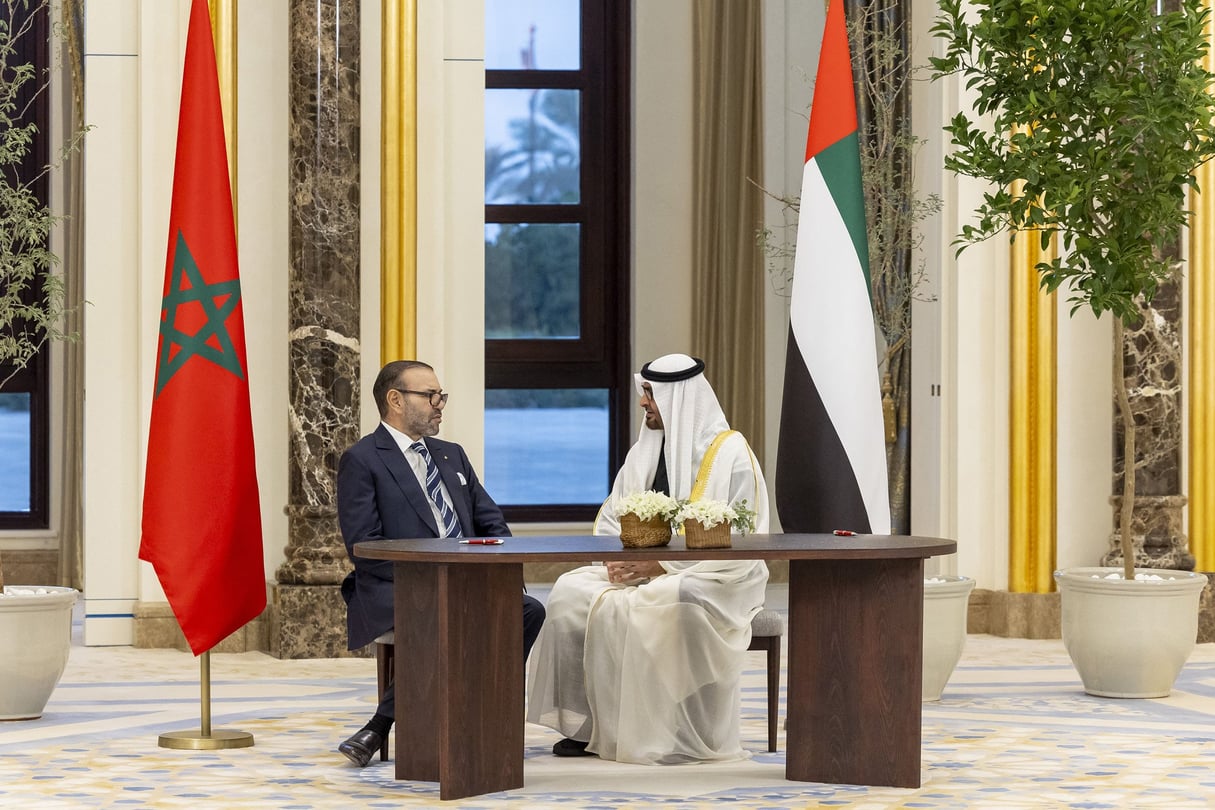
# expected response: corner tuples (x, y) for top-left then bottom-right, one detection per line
(0, 586), (78, 720)
(1055, 567), (1207, 698)
(922, 575), (975, 701)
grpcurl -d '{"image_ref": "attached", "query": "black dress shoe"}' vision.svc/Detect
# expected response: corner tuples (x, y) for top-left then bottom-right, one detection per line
(552, 737), (595, 757)
(339, 728), (384, 767)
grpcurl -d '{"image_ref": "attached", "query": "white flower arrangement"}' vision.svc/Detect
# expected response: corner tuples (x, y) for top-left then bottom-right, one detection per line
(617, 490), (681, 523)
(676, 498), (757, 534)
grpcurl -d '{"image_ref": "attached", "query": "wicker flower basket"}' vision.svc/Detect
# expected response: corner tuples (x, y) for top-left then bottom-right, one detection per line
(683, 518), (731, 549)
(619, 512), (672, 548)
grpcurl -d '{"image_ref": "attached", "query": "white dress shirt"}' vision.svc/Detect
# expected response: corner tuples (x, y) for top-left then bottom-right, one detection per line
(382, 422), (459, 537)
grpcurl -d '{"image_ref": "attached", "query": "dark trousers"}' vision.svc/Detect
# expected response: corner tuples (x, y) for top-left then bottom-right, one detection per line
(376, 593), (546, 719)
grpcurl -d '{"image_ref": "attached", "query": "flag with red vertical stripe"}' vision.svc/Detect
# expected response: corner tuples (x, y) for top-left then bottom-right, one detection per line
(776, 0), (891, 534)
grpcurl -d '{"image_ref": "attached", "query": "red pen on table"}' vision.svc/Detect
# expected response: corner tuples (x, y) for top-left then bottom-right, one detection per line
(459, 538), (505, 545)
(832, 529), (856, 537)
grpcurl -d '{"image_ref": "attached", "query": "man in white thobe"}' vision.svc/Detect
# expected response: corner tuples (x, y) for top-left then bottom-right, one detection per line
(527, 353), (770, 765)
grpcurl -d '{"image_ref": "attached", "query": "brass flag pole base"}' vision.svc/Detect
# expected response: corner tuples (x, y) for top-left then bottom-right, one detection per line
(158, 729), (254, 750)
(157, 650), (255, 751)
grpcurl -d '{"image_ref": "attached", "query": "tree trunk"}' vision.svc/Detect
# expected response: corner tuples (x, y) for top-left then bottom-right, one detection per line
(885, 341), (911, 534)
(1114, 319), (1136, 581)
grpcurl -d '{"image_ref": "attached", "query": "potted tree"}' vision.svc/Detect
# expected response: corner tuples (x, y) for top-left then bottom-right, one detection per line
(0, 0), (81, 719)
(931, 0), (1215, 696)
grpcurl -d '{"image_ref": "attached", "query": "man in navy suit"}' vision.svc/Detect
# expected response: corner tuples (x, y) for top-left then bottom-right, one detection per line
(335, 359), (546, 766)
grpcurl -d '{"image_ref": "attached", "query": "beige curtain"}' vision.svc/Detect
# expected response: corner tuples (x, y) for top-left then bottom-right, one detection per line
(57, 0), (85, 589)
(691, 0), (765, 451)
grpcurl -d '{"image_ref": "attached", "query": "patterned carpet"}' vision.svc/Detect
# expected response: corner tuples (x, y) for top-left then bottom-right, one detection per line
(3, 589), (1215, 809)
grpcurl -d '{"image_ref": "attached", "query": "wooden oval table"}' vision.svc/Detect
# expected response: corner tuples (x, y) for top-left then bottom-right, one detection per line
(355, 532), (957, 800)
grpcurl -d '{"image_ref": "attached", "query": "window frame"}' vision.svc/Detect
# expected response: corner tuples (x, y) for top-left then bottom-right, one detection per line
(0, 2), (52, 530)
(484, 0), (631, 522)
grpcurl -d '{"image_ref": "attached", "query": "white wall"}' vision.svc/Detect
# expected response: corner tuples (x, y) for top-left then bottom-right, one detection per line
(82, 0), (145, 644)
(909, 0), (944, 555)
(238, 0), (291, 589)
(1056, 309), (1114, 569)
(413, 0), (491, 477)
(632, 0), (694, 407)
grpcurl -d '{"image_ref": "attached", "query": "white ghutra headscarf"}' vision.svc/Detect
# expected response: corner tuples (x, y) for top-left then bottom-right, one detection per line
(594, 353), (769, 535)
(621, 353), (730, 499)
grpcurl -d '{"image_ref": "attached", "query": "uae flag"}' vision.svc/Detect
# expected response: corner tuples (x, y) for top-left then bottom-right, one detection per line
(140, 0), (265, 655)
(775, 0), (891, 535)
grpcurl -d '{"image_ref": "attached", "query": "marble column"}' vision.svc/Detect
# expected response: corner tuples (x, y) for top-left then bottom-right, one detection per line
(273, 0), (363, 658)
(1103, 278), (1195, 571)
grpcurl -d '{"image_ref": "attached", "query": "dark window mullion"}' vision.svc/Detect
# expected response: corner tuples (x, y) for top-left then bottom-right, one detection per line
(486, 203), (583, 224)
(486, 69), (583, 90)
(594, 0), (632, 511)
(487, 359), (613, 389)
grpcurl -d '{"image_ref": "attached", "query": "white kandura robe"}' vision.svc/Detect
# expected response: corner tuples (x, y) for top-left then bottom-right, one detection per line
(527, 427), (769, 765)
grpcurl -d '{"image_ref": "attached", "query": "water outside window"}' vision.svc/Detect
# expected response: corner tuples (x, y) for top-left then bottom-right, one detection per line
(0, 393), (31, 512)
(485, 389), (609, 505)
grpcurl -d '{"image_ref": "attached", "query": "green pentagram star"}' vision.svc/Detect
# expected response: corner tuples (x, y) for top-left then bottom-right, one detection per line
(154, 231), (245, 396)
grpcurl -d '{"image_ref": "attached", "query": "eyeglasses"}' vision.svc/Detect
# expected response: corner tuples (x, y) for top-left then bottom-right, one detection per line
(392, 388), (449, 407)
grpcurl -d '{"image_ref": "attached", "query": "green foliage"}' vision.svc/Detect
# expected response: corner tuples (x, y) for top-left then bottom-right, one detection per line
(484, 222), (580, 338)
(930, 0), (1215, 322)
(727, 498), (757, 535)
(0, 0), (71, 387)
(483, 87), (582, 341)
(485, 88), (580, 204)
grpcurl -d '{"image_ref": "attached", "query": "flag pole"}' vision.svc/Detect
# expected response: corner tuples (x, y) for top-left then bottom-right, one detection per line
(158, 651), (254, 750)
(142, 0), (265, 752)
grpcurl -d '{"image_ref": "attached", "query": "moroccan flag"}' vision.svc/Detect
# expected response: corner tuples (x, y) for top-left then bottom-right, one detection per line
(140, 0), (265, 655)
(775, 0), (890, 535)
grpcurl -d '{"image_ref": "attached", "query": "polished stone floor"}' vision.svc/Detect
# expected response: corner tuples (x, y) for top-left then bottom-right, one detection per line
(3, 585), (1215, 808)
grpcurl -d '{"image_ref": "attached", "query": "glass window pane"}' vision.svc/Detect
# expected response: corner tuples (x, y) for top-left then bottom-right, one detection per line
(485, 88), (580, 204)
(485, 0), (581, 70)
(485, 389), (609, 505)
(0, 393), (31, 512)
(485, 223), (580, 338)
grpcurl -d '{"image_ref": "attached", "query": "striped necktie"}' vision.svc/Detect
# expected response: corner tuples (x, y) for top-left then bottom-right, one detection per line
(411, 440), (463, 538)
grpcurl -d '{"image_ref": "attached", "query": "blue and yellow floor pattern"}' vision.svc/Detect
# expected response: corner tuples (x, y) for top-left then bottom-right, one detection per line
(3, 589), (1215, 808)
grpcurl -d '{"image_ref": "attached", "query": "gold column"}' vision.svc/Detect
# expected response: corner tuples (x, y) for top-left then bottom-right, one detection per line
(1009, 212), (1058, 592)
(381, 0), (418, 362)
(208, 0), (237, 199)
(1189, 2), (1215, 572)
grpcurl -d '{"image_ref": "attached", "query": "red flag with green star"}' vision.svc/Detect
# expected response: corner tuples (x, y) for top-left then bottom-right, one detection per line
(140, 0), (265, 656)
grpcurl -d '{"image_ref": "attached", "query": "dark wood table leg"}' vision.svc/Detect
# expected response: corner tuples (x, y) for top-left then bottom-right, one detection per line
(785, 557), (924, 788)
(393, 561), (525, 800)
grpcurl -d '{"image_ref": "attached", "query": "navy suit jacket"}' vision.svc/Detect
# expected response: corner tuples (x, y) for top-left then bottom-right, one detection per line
(337, 424), (510, 650)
